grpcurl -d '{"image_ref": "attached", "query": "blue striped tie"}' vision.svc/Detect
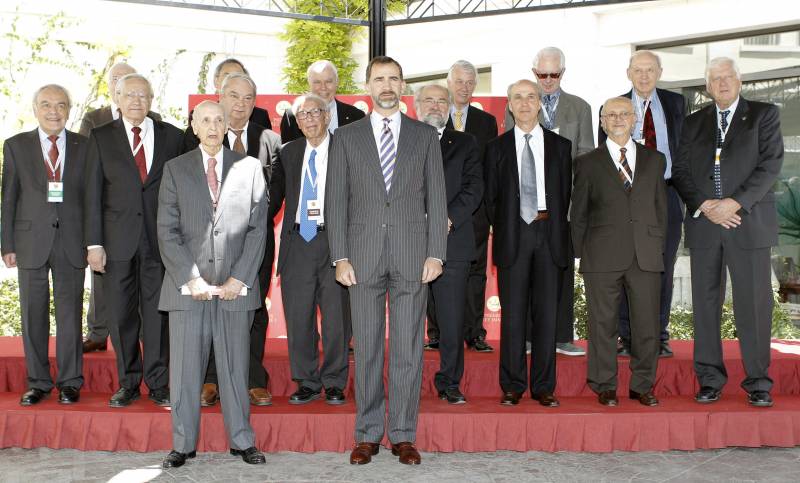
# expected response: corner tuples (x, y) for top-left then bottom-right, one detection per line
(299, 149), (318, 242)
(380, 118), (396, 192)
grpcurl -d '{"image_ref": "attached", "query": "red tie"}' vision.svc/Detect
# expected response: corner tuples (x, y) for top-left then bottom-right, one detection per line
(643, 103), (657, 149)
(131, 126), (147, 182)
(207, 157), (219, 205)
(47, 135), (61, 182)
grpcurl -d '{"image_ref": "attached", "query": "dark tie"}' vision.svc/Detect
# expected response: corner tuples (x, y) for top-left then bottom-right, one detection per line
(131, 126), (147, 182)
(207, 157), (219, 206)
(643, 101), (656, 149)
(231, 129), (246, 154)
(714, 110), (730, 199)
(618, 147), (633, 192)
(46, 135), (61, 182)
(543, 95), (556, 130)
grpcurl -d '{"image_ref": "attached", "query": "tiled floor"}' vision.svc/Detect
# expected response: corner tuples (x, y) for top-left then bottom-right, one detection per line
(1, 446), (798, 482)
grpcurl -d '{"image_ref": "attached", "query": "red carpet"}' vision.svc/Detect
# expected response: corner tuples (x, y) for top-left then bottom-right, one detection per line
(1, 337), (800, 453)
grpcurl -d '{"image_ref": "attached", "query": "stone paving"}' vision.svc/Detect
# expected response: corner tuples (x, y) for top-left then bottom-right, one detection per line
(1, 446), (799, 482)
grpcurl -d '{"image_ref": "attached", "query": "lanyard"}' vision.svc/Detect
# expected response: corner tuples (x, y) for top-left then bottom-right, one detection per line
(131, 124), (149, 157)
(635, 96), (652, 139)
(611, 147), (634, 184)
(43, 142), (62, 180)
(718, 112), (731, 144)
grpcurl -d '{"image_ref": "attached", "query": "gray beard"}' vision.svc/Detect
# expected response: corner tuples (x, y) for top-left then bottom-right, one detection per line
(375, 95), (399, 110)
(422, 113), (447, 130)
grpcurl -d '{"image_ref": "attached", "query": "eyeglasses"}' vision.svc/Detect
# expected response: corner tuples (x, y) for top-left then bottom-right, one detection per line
(122, 91), (151, 101)
(421, 98), (449, 107)
(296, 108), (325, 120)
(534, 72), (562, 80)
(601, 112), (635, 121)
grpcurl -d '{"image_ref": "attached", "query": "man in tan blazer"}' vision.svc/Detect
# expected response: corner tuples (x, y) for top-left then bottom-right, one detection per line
(571, 97), (667, 408)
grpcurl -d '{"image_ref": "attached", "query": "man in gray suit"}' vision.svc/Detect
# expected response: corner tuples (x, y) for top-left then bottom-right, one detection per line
(505, 47), (593, 357)
(2, 84), (88, 406)
(158, 101), (267, 468)
(328, 56), (448, 466)
(79, 61), (161, 354)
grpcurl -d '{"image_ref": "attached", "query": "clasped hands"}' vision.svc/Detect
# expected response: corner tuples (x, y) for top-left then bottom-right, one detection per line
(700, 198), (742, 229)
(187, 276), (244, 301)
(335, 257), (443, 287)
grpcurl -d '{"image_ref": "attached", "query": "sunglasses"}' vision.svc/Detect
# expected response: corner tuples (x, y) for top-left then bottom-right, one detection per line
(534, 72), (562, 80)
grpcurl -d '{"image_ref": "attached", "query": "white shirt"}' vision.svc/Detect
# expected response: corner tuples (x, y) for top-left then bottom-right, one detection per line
(605, 137), (638, 182)
(122, 116), (154, 173)
(226, 121), (249, 153)
(200, 146), (223, 201)
(295, 134), (330, 224)
(328, 100), (339, 132)
(514, 124), (547, 210)
(370, 110), (401, 149)
(37, 127), (66, 179)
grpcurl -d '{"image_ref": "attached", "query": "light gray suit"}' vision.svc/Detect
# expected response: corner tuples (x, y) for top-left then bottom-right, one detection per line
(157, 147), (267, 453)
(327, 114), (448, 443)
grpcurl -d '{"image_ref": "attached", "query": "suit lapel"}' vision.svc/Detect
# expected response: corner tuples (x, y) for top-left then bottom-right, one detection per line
(630, 145), (650, 196)
(599, 144), (628, 193)
(722, 98), (749, 149)
(440, 130), (455, 163)
(190, 149), (214, 219)
(62, 131), (82, 185)
(502, 130), (518, 191)
(144, 121), (166, 189)
(286, 141), (304, 222)
(214, 148), (236, 224)
(25, 130), (48, 188)
(542, 130), (557, 202)
(656, 89), (677, 148)
(111, 119), (141, 183)
(390, 114), (415, 198)
(355, 116), (386, 191)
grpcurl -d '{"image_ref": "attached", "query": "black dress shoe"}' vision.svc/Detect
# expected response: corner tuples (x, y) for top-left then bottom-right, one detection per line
(20, 388), (49, 406)
(424, 338), (440, 350)
(58, 386), (80, 404)
(231, 446), (266, 464)
(325, 387), (346, 405)
(659, 341), (674, 358)
(629, 389), (659, 407)
(438, 387), (466, 404)
(468, 336), (494, 353)
(162, 449), (196, 468)
(695, 386), (721, 404)
(748, 390), (774, 407)
(532, 392), (560, 407)
(148, 387), (170, 407)
(598, 390), (618, 407)
(289, 386), (321, 405)
(109, 387), (140, 407)
(500, 391), (523, 406)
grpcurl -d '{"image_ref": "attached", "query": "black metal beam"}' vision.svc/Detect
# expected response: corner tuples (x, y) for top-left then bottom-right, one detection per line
(369, 0), (387, 58)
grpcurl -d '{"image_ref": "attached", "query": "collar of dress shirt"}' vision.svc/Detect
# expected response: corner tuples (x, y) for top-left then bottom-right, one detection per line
(449, 103), (469, 119)
(122, 115), (153, 139)
(200, 145), (224, 175)
(229, 121), (249, 135)
(305, 132), (331, 158)
(605, 136), (637, 167)
(111, 101), (120, 120)
(370, 109), (401, 136)
(513, 122), (543, 143)
(716, 96), (739, 119)
(38, 127), (67, 145)
(542, 89), (561, 102)
(437, 127), (444, 140)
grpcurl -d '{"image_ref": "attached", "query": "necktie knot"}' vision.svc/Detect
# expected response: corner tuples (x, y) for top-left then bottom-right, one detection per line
(544, 95), (553, 105)
(48, 135), (58, 143)
(524, 133), (532, 143)
(131, 126), (141, 136)
(620, 147), (627, 157)
(382, 118), (391, 132)
(208, 157), (217, 170)
(232, 129), (244, 136)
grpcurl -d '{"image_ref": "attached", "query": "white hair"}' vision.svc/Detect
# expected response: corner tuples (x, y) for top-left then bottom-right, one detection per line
(414, 84), (453, 108)
(447, 60), (478, 83)
(220, 72), (257, 96)
(629, 50), (662, 69)
(307, 60), (339, 84)
(32, 84), (72, 110)
(705, 56), (741, 84)
(291, 93), (329, 117)
(108, 62), (135, 82)
(114, 73), (154, 98)
(533, 47), (565, 71)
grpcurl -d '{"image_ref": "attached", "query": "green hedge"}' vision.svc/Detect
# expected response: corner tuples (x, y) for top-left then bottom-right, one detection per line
(573, 272), (800, 340)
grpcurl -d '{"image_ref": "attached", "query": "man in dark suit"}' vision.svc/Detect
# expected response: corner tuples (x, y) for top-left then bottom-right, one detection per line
(328, 56), (448, 465)
(598, 51), (686, 358)
(184, 72), (273, 407)
(279, 60), (365, 143)
(672, 57), (784, 408)
(158, 100), (267, 468)
(85, 73), (184, 408)
(2, 84), (88, 406)
(505, 47), (594, 358)
(79, 62), (161, 355)
(416, 84), (483, 404)
(425, 60), (497, 354)
(485, 79), (571, 408)
(573, 96), (667, 408)
(186, 58), (272, 131)
(270, 94), (349, 405)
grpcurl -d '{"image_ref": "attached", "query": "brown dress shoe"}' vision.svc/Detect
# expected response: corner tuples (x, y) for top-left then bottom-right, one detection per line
(200, 383), (218, 406)
(82, 338), (107, 353)
(248, 387), (272, 406)
(598, 390), (618, 407)
(500, 391), (523, 406)
(629, 390), (659, 407)
(391, 442), (421, 465)
(349, 442), (379, 465)
(532, 392), (560, 407)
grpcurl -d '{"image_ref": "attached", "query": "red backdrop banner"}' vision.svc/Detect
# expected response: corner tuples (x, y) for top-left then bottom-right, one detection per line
(187, 94), (507, 339)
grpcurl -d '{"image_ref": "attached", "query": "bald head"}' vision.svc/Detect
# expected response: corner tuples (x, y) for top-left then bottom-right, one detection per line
(627, 50), (663, 99)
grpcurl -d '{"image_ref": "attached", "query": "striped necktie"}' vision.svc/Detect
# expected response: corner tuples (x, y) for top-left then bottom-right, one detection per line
(379, 118), (396, 192)
(618, 147), (633, 192)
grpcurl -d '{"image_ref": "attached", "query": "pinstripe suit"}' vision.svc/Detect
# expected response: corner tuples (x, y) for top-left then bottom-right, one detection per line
(327, 114), (448, 443)
(157, 147), (267, 453)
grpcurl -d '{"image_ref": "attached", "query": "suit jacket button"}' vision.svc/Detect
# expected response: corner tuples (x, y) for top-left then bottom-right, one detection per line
(137, 213), (142, 216)
(386, 202), (390, 207)
(382, 223), (387, 228)
(208, 259), (213, 263)
(214, 230), (219, 236)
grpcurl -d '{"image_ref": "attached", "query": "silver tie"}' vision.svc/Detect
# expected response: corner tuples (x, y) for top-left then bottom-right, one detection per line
(520, 133), (538, 224)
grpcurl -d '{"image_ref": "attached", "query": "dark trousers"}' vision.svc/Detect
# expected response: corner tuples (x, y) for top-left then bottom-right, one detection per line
(104, 231), (168, 391)
(429, 261), (470, 391)
(498, 218), (558, 395)
(18, 229), (84, 391)
(584, 257), (661, 394)
(555, 228), (576, 343)
(619, 186), (684, 343)
(206, 230), (274, 389)
(428, 203), (490, 342)
(280, 230), (349, 391)
(691, 232), (773, 393)
(85, 272), (108, 342)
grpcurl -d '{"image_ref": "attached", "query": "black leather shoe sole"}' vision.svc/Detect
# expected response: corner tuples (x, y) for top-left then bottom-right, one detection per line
(748, 394), (774, 407)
